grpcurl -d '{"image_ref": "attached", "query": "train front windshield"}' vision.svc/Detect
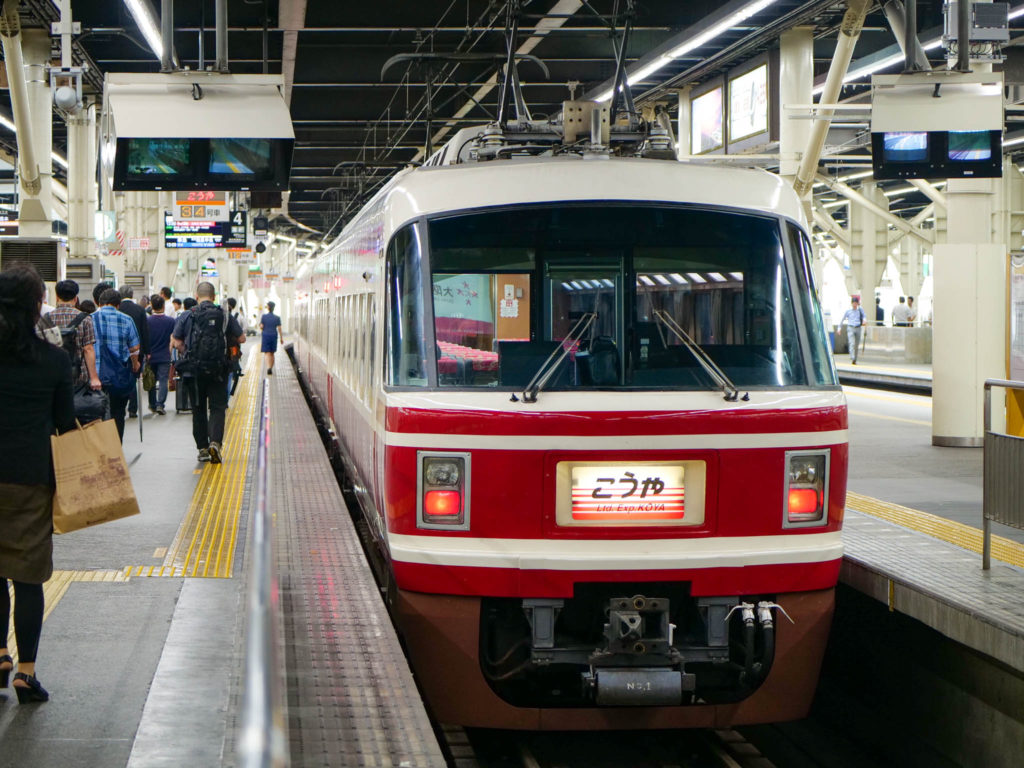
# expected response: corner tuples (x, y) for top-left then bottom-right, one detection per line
(386, 205), (837, 390)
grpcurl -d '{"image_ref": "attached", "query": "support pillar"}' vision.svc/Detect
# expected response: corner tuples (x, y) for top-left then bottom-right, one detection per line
(18, 28), (56, 235)
(848, 181), (888, 303)
(932, 170), (1007, 446)
(778, 27), (813, 182)
(675, 86), (691, 159)
(66, 103), (96, 260)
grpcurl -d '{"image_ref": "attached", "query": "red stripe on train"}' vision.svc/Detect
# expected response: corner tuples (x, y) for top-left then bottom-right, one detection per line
(392, 559), (842, 598)
(386, 406), (848, 436)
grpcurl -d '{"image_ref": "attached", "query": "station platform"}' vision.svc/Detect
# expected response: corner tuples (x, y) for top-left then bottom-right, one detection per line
(834, 354), (933, 393)
(0, 351), (443, 768)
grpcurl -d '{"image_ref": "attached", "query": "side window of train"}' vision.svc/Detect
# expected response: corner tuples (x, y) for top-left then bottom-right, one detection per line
(386, 224), (429, 386)
(787, 223), (838, 387)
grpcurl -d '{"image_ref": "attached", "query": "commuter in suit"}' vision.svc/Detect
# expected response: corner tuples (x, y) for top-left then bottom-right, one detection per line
(118, 285), (151, 418)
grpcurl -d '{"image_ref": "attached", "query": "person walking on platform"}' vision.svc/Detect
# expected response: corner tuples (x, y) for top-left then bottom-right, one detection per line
(47, 279), (102, 394)
(92, 281), (113, 308)
(118, 285), (150, 419)
(875, 297), (884, 326)
(160, 286), (177, 319)
(172, 282), (244, 464)
(0, 264), (76, 704)
(842, 297), (866, 365)
(93, 289), (141, 441)
(906, 296), (917, 325)
(146, 294), (176, 415)
(259, 301), (283, 375)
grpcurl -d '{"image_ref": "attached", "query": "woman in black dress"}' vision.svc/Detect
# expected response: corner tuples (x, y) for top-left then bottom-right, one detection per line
(0, 264), (75, 703)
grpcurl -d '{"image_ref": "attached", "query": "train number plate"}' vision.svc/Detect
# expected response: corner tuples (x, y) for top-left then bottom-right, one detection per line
(570, 465), (686, 522)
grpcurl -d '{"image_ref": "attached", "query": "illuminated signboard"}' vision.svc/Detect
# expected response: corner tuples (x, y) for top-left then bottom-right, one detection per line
(729, 64), (768, 143)
(164, 210), (247, 249)
(690, 87), (723, 155)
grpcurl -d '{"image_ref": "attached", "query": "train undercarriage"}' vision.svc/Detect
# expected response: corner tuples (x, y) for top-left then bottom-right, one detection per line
(481, 583), (784, 708)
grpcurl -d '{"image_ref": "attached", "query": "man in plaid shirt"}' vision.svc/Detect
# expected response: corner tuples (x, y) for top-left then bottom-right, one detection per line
(46, 279), (102, 391)
(93, 288), (141, 440)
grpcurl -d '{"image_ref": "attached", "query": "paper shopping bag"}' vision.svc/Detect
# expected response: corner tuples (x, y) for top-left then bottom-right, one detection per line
(50, 419), (140, 534)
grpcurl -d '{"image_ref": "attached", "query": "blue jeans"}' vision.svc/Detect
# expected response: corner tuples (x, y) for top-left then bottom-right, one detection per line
(148, 361), (172, 409)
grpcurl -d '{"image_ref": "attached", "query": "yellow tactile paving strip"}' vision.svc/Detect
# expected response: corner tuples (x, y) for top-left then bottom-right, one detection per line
(846, 490), (1024, 569)
(5, 569), (128, 664)
(127, 352), (261, 579)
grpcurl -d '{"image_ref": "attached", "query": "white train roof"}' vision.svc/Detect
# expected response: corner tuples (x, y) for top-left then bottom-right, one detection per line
(376, 157), (808, 233)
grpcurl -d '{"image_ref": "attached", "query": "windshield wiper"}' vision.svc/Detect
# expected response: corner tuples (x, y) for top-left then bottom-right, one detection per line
(518, 312), (597, 403)
(653, 310), (748, 402)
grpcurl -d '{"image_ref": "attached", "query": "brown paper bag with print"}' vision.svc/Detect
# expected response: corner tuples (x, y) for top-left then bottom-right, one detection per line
(51, 419), (140, 534)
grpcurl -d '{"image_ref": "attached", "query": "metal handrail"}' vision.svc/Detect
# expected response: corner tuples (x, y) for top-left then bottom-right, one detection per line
(238, 380), (289, 767)
(982, 378), (1024, 570)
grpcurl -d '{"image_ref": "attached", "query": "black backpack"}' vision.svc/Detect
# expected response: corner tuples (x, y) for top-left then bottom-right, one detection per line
(47, 310), (87, 380)
(184, 303), (229, 376)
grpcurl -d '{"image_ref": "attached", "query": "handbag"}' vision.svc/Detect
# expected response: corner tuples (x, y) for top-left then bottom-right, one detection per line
(142, 364), (156, 392)
(51, 419), (140, 534)
(72, 385), (110, 425)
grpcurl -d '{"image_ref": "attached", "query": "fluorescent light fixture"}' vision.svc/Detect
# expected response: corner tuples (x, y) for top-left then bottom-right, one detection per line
(124, 0), (164, 60)
(729, 271), (744, 281)
(273, 233), (297, 245)
(570, 280), (585, 289)
(1004, 135), (1024, 149)
(639, 275), (656, 286)
(653, 274), (671, 285)
(600, 278), (615, 288)
(822, 199), (848, 209)
(561, 282), (574, 291)
(595, 0), (778, 102)
(839, 170), (873, 183)
(814, 37), (944, 94)
(0, 113), (69, 170)
(686, 272), (707, 283)
(707, 272), (727, 282)
(51, 152), (68, 169)
(1011, 5), (1024, 20)
(670, 272), (688, 284)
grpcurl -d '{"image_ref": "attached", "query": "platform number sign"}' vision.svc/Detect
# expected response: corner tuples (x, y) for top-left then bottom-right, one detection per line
(228, 210), (247, 247)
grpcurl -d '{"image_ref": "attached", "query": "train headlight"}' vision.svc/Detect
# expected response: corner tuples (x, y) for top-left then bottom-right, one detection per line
(418, 452), (471, 530)
(784, 451), (829, 527)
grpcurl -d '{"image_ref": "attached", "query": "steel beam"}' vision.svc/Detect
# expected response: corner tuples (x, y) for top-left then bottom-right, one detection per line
(816, 174), (932, 246)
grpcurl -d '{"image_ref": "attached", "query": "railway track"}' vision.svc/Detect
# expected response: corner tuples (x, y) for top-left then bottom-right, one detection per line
(442, 726), (779, 768)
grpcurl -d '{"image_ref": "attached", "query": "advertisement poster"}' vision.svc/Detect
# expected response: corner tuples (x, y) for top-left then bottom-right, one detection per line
(729, 64), (768, 142)
(690, 87), (723, 155)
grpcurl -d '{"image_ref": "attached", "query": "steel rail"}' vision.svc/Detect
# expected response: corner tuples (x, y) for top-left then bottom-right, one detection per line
(237, 379), (289, 768)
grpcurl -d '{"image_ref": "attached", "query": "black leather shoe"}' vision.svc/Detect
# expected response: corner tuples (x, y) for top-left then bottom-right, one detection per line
(13, 672), (48, 703)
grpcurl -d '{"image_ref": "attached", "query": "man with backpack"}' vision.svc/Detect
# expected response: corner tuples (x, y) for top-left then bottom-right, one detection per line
(47, 280), (102, 394)
(92, 288), (141, 441)
(171, 282), (244, 464)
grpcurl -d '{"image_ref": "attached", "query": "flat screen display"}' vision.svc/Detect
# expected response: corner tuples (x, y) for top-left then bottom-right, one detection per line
(729, 64), (768, 142)
(948, 130), (992, 161)
(209, 138), (273, 176)
(127, 138), (190, 176)
(691, 87), (723, 155)
(882, 132), (928, 163)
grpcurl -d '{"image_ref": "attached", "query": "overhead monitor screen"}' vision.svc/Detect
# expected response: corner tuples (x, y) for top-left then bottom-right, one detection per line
(127, 138), (191, 176)
(882, 132), (928, 163)
(209, 138), (273, 176)
(948, 130), (992, 161)
(691, 87), (723, 155)
(729, 64), (768, 142)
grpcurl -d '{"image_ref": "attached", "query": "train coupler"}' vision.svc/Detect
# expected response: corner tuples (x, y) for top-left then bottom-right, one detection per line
(584, 667), (696, 706)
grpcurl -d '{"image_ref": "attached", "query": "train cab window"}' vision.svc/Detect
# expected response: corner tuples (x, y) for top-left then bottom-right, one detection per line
(788, 223), (839, 387)
(386, 225), (429, 387)
(425, 205), (832, 391)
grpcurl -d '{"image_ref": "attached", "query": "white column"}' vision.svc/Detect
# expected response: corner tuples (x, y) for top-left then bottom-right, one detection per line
(676, 86), (692, 160)
(932, 170), (1007, 446)
(66, 103), (96, 260)
(18, 28), (55, 233)
(848, 181), (887, 302)
(778, 27), (813, 181)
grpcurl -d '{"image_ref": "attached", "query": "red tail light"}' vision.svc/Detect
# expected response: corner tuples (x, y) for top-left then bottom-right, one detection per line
(424, 489), (462, 517)
(787, 488), (820, 518)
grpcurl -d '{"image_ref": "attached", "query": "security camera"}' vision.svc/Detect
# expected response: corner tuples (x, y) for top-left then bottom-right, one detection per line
(54, 85), (79, 112)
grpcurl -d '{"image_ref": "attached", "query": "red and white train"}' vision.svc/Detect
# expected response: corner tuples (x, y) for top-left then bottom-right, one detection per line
(292, 121), (846, 730)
